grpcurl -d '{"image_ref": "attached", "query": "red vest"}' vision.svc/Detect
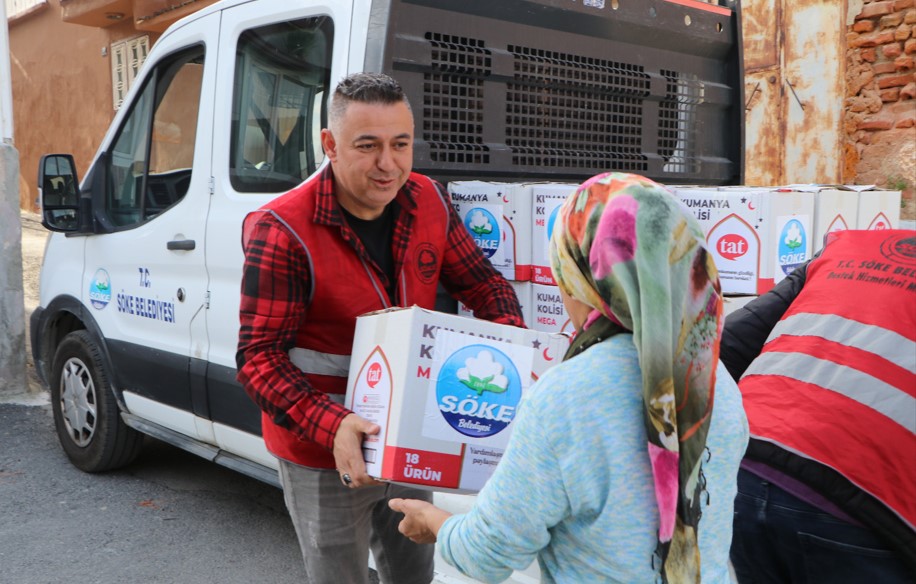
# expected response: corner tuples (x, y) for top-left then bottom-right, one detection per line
(740, 229), (916, 530)
(256, 172), (451, 467)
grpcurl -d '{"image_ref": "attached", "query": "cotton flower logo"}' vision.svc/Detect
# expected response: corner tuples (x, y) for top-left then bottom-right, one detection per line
(457, 350), (508, 395)
(94, 272), (110, 291)
(784, 222), (802, 250)
(468, 210), (493, 236)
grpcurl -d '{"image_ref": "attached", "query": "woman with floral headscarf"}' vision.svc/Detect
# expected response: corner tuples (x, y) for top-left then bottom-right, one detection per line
(390, 173), (749, 583)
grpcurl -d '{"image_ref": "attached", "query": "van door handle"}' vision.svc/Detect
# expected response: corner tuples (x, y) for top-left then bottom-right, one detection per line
(167, 239), (196, 251)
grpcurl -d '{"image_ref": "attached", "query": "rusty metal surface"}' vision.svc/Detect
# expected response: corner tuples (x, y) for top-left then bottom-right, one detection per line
(782, 1), (844, 183)
(744, 69), (784, 185)
(742, 0), (843, 186)
(741, 0), (779, 71)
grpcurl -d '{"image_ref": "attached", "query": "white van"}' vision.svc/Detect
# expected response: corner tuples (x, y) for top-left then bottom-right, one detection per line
(32, 0), (741, 580)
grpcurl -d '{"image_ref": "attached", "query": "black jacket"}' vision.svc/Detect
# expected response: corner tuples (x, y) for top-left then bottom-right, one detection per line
(719, 261), (809, 381)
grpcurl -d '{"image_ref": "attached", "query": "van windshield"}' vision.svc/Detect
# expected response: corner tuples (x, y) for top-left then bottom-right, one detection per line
(230, 16), (333, 193)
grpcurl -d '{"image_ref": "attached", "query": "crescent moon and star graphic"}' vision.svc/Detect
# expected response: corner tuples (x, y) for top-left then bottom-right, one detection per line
(531, 338), (554, 361)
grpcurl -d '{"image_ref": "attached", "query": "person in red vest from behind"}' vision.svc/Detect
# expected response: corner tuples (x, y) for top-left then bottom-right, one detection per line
(236, 72), (524, 584)
(721, 229), (916, 583)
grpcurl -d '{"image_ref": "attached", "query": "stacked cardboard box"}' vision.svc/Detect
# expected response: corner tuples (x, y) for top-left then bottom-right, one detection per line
(450, 179), (901, 314)
(448, 181), (577, 334)
(447, 181), (533, 282)
(783, 184), (902, 250)
(674, 186), (815, 295)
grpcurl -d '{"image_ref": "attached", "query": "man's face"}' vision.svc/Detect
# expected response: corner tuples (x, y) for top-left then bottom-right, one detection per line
(320, 100), (414, 220)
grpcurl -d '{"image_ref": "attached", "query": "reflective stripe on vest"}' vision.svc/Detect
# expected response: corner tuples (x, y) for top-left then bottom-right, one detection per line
(289, 347), (350, 378)
(764, 312), (916, 373)
(747, 312), (916, 432)
(746, 351), (915, 431)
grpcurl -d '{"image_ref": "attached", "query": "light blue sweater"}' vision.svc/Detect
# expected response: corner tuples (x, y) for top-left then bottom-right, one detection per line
(437, 334), (749, 583)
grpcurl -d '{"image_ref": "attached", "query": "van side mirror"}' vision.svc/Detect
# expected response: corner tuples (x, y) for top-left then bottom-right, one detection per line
(38, 154), (81, 232)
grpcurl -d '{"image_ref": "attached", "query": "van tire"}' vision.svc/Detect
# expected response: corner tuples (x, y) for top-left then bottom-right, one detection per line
(50, 331), (143, 472)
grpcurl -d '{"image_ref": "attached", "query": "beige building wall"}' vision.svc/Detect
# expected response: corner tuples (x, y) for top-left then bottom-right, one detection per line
(7, 0), (170, 211)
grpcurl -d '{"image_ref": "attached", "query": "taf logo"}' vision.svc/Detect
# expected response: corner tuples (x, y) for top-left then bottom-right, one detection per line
(436, 345), (522, 439)
(88, 269), (111, 310)
(464, 208), (500, 258)
(778, 219), (807, 276)
(716, 234), (749, 260)
(366, 362), (382, 388)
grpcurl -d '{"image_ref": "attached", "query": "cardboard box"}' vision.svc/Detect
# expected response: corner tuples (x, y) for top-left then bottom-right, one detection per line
(778, 185), (859, 253)
(675, 187), (815, 295)
(530, 283), (574, 334)
(448, 181), (533, 281)
(346, 306), (569, 493)
(530, 183), (578, 286)
(813, 189), (859, 251)
(458, 281), (532, 327)
(855, 187), (901, 230)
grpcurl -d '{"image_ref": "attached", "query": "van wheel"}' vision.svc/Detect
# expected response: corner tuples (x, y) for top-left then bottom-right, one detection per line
(50, 331), (143, 472)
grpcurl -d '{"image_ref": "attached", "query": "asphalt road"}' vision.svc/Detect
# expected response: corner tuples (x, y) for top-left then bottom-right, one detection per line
(0, 401), (313, 584)
(8, 213), (390, 584)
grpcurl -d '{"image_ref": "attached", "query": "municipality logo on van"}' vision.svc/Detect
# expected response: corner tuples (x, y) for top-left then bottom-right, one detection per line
(464, 208), (500, 258)
(778, 219), (807, 276)
(436, 345), (522, 439)
(89, 269), (111, 310)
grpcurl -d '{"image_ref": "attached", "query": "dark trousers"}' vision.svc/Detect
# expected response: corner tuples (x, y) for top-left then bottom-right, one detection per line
(730, 468), (913, 584)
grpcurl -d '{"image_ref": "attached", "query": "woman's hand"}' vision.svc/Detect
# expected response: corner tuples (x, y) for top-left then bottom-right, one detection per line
(389, 498), (453, 544)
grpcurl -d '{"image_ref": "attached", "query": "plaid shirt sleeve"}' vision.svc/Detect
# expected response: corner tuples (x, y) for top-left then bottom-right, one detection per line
(235, 213), (349, 451)
(433, 182), (526, 328)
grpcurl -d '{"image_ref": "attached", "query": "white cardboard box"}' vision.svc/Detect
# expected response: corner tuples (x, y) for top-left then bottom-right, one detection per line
(345, 306), (569, 493)
(530, 183), (578, 286)
(779, 185), (859, 253)
(675, 187), (815, 295)
(530, 283), (574, 334)
(855, 188), (901, 230)
(448, 181), (533, 281)
(813, 189), (859, 251)
(458, 281), (532, 327)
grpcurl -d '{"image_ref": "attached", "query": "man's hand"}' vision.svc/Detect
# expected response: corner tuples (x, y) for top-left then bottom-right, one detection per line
(389, 498), (453, 544)
(332, 413), (381, 488)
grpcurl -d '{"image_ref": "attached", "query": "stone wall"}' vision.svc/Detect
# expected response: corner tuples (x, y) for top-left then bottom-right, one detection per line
(846, 0), (916, 220)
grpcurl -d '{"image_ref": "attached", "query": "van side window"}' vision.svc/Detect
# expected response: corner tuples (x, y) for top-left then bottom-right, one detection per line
(105, 47), (205, 228)
(230, 17), (333, 193)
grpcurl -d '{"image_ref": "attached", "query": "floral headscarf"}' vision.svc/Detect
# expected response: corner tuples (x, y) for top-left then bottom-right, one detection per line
(549, 172), (722, 583)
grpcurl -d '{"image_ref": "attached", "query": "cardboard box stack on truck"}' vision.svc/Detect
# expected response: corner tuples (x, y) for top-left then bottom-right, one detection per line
(30, 0), (742, 580)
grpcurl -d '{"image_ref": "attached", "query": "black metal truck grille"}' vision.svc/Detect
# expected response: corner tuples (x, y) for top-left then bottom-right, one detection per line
(506, 46), (649, 171)
(390, 0), (741, 184)
(423, 33), (490, 165)
(658, 69), (704, 175)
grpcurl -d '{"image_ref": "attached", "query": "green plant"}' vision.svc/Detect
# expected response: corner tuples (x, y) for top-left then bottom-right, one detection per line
(885, 174), (911, 191)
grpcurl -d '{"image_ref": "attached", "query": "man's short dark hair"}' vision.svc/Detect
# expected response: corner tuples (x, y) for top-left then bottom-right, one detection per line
(328, 72), (411, 130)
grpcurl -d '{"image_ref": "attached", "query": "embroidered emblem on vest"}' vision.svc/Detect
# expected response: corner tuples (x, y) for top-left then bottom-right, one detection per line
(415, 243), (439, 284)
(881, 234), (916, 265)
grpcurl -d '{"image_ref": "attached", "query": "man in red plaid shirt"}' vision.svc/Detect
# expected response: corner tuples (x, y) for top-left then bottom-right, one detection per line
(236, 72), (524, 584)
